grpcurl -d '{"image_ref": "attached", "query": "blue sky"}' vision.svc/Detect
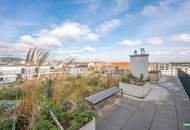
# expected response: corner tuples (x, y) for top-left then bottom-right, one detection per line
(0, 0), (190, 62)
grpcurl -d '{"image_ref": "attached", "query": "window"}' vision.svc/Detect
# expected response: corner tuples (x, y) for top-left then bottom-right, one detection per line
(21, 68), (25, 74)
(35, 67), (39, 73)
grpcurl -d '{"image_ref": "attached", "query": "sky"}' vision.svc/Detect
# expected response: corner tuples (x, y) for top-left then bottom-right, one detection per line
(0, 0), (190, 62)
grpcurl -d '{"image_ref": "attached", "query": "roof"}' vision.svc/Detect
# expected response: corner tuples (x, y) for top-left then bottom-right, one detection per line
(111, 62), (129, 67)
(129, 54), (149, 57)
(149, 70), (161, 73)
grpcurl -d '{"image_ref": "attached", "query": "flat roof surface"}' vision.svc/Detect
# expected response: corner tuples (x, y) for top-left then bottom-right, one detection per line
(129, 54), (149, 57)
(95, 76), (190, 130)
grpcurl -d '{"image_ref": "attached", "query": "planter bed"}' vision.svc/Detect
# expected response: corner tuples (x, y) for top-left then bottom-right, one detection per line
(119, 82), (152, 98)
(79, 117), (95, 130)
(50, 110), (96, 130)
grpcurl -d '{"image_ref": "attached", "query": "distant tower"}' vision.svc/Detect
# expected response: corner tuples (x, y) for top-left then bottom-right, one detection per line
(130, 48), (149, 79)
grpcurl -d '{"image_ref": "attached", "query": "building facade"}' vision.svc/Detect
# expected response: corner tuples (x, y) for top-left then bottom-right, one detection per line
(0, 65), (57, 81)
(148, 62), (190, 76)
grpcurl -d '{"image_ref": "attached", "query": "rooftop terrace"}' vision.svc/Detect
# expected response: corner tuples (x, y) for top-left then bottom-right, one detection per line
(95, 76), (190, 130)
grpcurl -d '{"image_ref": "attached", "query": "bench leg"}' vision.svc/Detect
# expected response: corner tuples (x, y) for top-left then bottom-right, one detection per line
(121, 89), (123, 98)
(91, 104), (95, 110)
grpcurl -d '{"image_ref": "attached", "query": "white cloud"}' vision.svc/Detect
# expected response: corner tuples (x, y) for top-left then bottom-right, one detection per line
(56, 46), (96, 59)
(19, 35), (62, 49)
(0, 41), (26, 57)
(146, 36), (164, 44)
(0, 21), (100, 57)
(139, 0), (175, 16)
(18, 22), (99, 49)
(97, 19), (121, 34)
(171, 34), (190, 43)
(150, 47), (190, 62)
(140, 5), (160, 16)
(49, 22), (98, 42)
(81, 54), (111, 61)
(81, 46), (96, 52)
(65, 50), (80, 57)
(84, 33), (99, 41)
(113, 0), (129, 16)
(119, 39), (142, 46)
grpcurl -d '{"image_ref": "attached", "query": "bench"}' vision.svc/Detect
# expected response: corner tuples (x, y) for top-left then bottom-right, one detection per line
(85, 86), (123, 109)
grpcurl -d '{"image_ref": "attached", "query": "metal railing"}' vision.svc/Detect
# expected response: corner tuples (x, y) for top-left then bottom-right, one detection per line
(178, 69), (190, 99)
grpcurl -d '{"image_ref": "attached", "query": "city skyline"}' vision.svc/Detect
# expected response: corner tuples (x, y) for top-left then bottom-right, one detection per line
(0, 0), (190, 62)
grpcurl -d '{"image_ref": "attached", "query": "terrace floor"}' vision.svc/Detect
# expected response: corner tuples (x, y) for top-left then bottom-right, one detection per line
(95, 76), (190, 130)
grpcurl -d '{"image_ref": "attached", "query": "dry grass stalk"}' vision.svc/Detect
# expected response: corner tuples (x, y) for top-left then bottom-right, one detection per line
(17, 80), (42, 128)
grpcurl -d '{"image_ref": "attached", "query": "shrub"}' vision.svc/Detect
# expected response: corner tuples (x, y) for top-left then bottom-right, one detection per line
(88, 79), (98, 86)
(59, 111), (71, 129)
(68, 110), (95, 130)
(139, 74), (144, 81)
(40, 102), (60, 118)
(78, 110), (95, 124)
(32, 119), (58, 130)
(40, 79), (55, 99)
(15, 115), (29, 130)
(0, 87), (23, 100)
(69, 116), (79, 130)
(76, 100), (91, 113)
(59, 98), (72, 112)
(121, 77), (130, 83)
(0, 118), (14, 130)
(0, 100), (18, 116)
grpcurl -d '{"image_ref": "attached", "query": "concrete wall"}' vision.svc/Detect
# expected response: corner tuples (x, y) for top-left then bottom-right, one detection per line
(119, 82), (152, 98)
(79, 117), (95, 130)
(130, 55), (149, 79)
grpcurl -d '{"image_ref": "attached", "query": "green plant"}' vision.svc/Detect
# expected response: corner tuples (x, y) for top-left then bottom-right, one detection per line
(0, 118), (14, 130)
(15, 115), (29, 130)
(76, 100), (91, 113)
(40, 102), (58, 117)
(0, 87), (23, 100)
(88, 79), (98, 86)
(128, 73), (133, 79)
(59, 111), (71, 128)
(121, 77), (130, 83)
(68, 109), (95, 130)
(0, 100), (18, 116)
(78, 110), (95, 124)
(139, 74), (144, 81)
(59, 98), (72, 112)
(32, 119), (58, 130)
(40, 79), (55, 99)
(69, 117), (79, 130)
(146, 77), (150, 81)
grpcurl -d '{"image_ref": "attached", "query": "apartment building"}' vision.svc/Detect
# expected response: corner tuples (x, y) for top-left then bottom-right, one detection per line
(169, 62), (190, 76)
(149, 62), (190, 76)
(0, 65), (57, 81)
(149, 63), (170, 75)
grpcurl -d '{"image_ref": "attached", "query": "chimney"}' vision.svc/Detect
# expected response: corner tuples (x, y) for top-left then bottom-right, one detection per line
(134, 50), (137, 55)
(140, 48), (145, 55)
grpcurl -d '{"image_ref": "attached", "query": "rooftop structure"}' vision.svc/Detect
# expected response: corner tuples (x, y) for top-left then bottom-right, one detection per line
(130, 48), (149, 79)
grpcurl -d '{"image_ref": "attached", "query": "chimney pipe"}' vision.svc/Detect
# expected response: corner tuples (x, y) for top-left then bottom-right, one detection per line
(140, 48), (145, 55)
(134, 50), (137, 55)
